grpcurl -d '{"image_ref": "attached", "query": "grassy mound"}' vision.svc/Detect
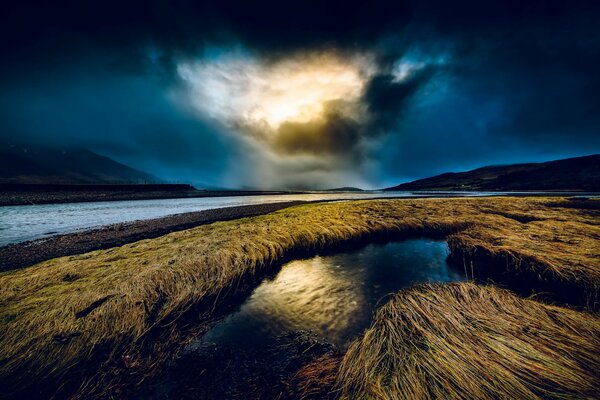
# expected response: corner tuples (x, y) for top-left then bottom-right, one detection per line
(0, 197), (598, 397)
(337, 282), (600, 400)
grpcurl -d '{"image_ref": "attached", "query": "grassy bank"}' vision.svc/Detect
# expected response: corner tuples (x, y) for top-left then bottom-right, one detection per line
(0, 197), (598, 398)
(334, 282), (600, 399)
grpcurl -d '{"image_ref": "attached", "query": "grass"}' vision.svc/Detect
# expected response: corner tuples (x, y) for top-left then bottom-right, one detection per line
(0, 197), (598, 398)
(335, 282), (600, 400)
(447, 198), (600, 306)
(290, 353), (341, 400)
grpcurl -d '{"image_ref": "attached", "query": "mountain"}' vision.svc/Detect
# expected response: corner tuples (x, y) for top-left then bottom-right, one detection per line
(385, 154), (600, 191)
(0, 144), (156, 184)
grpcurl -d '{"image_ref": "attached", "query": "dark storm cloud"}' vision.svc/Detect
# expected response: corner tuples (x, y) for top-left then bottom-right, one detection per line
(2, 0), (597, 78)
(273, 104), (363, 158)
(269, 68), (436, 162)
(1, 0), (599, 188)
(364, 68), (436, 132)
(0, 69), (234, 186)
(0, 0), (412, 59)
(373, 0), (600, 186)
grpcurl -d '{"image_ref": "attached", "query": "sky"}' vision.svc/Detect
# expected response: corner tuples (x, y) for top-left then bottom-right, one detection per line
(1, 0), (599, 189)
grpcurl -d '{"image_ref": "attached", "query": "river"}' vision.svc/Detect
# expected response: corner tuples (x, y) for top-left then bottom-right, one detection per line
(0, 190), (589, 246)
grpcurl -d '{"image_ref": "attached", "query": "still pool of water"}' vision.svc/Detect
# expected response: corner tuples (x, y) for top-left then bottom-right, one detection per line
(139, 239), (465, 399)
(196, 238), (464, 349)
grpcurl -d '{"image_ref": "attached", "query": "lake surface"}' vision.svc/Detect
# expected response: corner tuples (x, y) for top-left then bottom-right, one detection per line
(0, 190), (557, 246)
(139, 239), (465, 399)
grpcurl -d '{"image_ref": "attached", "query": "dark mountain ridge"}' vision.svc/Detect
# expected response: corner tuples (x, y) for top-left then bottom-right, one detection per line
(385, 154), (600, 191)
(0, 144), (156, 184)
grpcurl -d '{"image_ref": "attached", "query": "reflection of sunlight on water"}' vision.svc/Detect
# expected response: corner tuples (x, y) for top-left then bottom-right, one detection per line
(202, 255), (369, 346)
(243, 256), (364, 339)
(200, 239), (465, 348)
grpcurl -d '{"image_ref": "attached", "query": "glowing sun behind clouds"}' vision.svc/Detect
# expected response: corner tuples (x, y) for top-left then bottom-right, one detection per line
(176, 50), (379, 188)
(177, 51), (375, 132)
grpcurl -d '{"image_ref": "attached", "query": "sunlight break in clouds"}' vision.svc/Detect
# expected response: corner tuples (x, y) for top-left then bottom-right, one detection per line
(176, 50), (379, 189)
(177, 51), (375, 131)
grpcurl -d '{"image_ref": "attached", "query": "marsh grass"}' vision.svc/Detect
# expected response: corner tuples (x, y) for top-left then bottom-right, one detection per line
(289, 353), (341, 400)
(336, 282), (600, 400)
(0, 197), (598, 398)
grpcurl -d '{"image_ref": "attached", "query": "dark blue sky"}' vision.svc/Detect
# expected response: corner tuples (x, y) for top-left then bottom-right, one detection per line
(1, 0), (599, 189)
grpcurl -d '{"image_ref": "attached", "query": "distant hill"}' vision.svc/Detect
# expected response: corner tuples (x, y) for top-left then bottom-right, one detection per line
(385, 154), (600, 191)
(0, 144), (156, 184)
(325, 187), (364, 192)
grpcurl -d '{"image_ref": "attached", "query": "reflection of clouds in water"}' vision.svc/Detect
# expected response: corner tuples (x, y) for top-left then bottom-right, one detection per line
(243, 256), (366, 340)
(201, 239), (462, 348)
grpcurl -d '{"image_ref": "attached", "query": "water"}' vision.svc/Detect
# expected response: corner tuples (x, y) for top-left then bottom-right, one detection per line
(140, 239), (465, 399)
(198, 239), (463, 348)
(0, 190), (551, 246)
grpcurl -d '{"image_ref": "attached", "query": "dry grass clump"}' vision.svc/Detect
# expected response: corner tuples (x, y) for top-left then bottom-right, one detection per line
(336, 282), (600, 400)
(453, 197), (600, 286)
(0, 197), (598, 397)
(288, 353), (341, 400)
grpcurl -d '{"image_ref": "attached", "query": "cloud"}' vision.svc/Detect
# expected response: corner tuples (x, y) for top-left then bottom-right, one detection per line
(176, 51), (374, 129)
(273, 102), (363, 157)
(0, 71), (235, 187)
(173, 48), (447, 188)
(175, 50), (388, 187)
(1, 0), (599, 189)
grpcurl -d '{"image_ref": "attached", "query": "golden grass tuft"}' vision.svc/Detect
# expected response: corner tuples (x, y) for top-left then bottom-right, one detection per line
(0, 197), (598, 397)
(288, 353), (341, 400)
(336, 282), (600, 400)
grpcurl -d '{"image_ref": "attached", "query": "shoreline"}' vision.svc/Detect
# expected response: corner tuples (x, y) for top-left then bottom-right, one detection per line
(0, 201), (308, 271)
(2, 194), (597, 272)
(1, 184), (597, 207)
(0, 186), (303, 206)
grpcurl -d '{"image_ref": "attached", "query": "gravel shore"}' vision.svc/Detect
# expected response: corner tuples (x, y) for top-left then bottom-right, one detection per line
(0, 201), (307, 271)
